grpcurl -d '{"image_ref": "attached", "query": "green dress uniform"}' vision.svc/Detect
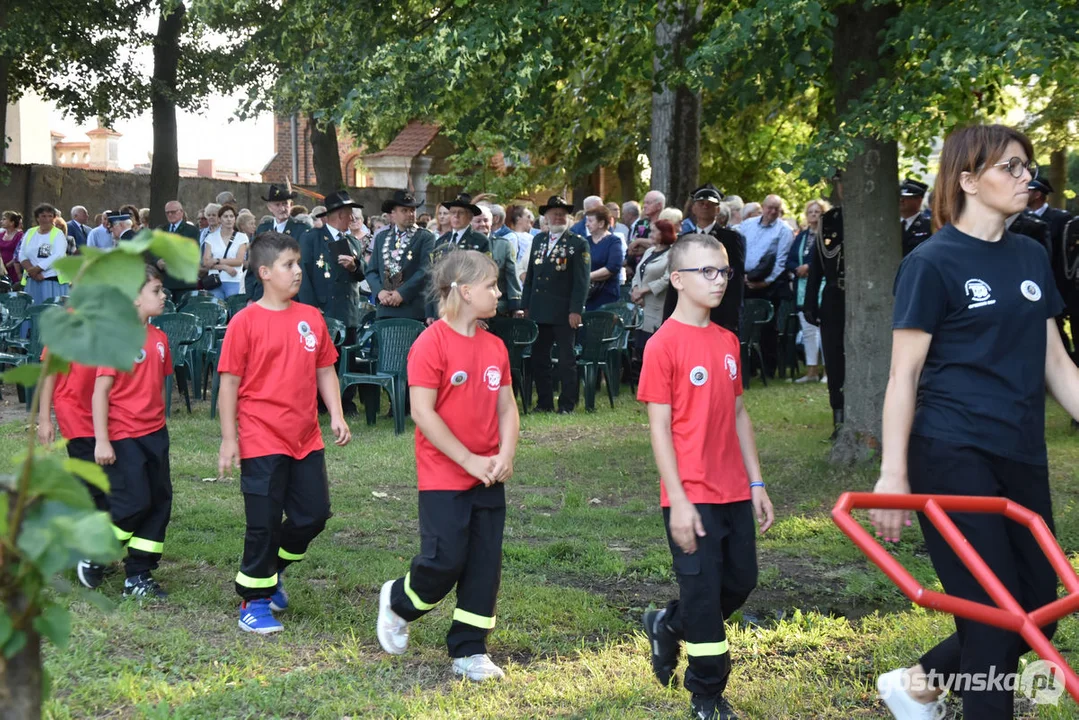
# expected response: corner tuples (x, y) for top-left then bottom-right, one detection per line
(521, 229), (590, 412)
(298, 226), (366, 328)
(365, 225), (436, 321)
(424, 228), (491, 319)
(489, 234), (522, 315)
(247, 217), (309, 300)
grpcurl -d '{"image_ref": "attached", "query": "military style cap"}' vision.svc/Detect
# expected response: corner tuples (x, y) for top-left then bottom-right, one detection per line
(441, 193), (482, 216)
(1029, 178), (1055, 195)
(899, 178), (929, 198)
(538, 195), (574, 214)
(261, 183), (298, 202)
(691, 183), (723, 204)
(316, 190), (363, 217)
(382, 189), (423, 214)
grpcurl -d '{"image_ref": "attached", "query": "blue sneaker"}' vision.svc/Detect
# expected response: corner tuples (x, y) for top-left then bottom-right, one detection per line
(269, 578), (288, 612)
(239, 599), (283, 634)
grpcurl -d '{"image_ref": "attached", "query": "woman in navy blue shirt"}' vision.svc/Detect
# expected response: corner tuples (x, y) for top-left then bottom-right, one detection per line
(584, 205), (625, 311)
(872, 125), (1079, 719)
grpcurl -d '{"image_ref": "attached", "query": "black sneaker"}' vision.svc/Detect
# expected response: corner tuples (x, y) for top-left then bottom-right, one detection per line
(643, 608), (679, 687)
(76, 559), (106, 590)
(690, 694), (739, 720)
(122, 573), (168, 600)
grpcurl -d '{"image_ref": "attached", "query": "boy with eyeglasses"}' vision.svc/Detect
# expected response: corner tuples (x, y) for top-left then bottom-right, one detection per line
(637, 233), (775, 720)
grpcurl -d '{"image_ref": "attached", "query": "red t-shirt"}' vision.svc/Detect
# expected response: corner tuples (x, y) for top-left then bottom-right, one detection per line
(41, 347), (95, 440)
(637, 318), (749, 507)
(97, 324), (172, 441)
(218, 302), (337, 459)
(407, 320), (511, 491)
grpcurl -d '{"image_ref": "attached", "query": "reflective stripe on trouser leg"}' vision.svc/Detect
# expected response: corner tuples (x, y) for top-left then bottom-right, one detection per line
(127, 537), (164, 554)
(236, 571), (279, 589)
(112, 524), (134, 543)
(453, 608), (496, 629)
(685, 640), (730, 657)
(404, 571), (439, 611)
(278, 547), (304, 562)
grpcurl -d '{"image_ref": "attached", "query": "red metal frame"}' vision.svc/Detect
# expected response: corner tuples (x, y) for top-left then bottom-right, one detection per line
(832, 492), (1079, 703)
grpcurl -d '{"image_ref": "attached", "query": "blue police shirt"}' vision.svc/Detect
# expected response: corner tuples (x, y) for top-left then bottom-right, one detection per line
(893, 224), (1064, 465)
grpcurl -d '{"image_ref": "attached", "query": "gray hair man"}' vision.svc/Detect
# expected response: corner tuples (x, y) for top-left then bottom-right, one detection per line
(68, 205), (90, 246)
(725, 195), (745, 225)
(570, 195), (604, 236)
(490, 203), (511, 238)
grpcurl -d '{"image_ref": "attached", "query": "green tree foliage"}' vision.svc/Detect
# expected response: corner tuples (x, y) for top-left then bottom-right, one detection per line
(0, 232), (199, 717)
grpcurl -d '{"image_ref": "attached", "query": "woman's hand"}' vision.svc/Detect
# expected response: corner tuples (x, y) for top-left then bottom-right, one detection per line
(869, 471), (913, 543)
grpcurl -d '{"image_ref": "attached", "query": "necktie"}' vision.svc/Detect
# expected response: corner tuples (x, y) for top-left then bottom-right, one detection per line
(169, 223), (176, 233)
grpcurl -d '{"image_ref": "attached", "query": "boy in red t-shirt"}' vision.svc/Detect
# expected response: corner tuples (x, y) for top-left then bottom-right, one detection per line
(38, 353), (110, 589)
(637, 234), (775, 720)
(376, 250), (519, 682)
(92, 265), (174, 600)
(217, 231), (350, 635)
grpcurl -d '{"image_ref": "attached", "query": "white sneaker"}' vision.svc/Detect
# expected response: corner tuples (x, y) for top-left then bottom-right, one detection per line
(821, 374), (828, 384)
(452, 653), (505, 681)
(794, 374), (816, 384)
(376, 580), (409, 655)
(877, 668), (945, 719)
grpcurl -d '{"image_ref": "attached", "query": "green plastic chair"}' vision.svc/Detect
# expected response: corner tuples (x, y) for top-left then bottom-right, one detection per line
(182, 303), (227, 399)
(42, 295), (68, 306)
(0, 278), (11, 294)
(339, 319), (424, 435)
(486, 316), (538, 412)
(324, 318), (347, 348)
(597, 302), (641, 395)
(151, 312), (202, 415)
(0, 304), (48, 406)
(226, 293), (249, 320)
(741, 299), (775, 388)
(0, 292), (33, 344)
(577, 311), (624, 411)
(163, 299), (177, 314)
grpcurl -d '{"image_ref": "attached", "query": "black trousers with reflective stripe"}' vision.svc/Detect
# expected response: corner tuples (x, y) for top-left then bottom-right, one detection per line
(390, 483), (505, 658)
(67, 437), (109, 513)
(235, 450), (331, 601)
(662, 501), (757, 698)
(911, 435), (1058, 720)
(104, 427), (172, 578)
(819, 286), (845, 411)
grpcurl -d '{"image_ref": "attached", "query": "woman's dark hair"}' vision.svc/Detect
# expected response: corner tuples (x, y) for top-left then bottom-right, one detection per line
(653, 219), (677, 247)
(932, 124), (1035, 231)
(218, 202), (239, 219)
(506, 204), (528, 227)
(585, 204), (611, 225)
(2, 210), (23, 228)
(120, 204), (141, 228)
(33, 203), (57, 220)
(291, 205), (308, 217)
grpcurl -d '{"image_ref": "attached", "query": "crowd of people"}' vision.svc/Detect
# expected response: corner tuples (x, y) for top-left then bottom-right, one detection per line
(10, 121), (1079, 719)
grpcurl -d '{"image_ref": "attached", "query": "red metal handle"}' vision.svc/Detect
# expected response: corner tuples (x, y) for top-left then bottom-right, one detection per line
(832, 492), (1079, 704)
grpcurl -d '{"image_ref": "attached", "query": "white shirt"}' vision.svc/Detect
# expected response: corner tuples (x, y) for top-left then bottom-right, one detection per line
(1032, 204), (1048, 217)
(18, 227), (66, 279)
(275, 220), (288, 233)
(204, 229), (248, 283)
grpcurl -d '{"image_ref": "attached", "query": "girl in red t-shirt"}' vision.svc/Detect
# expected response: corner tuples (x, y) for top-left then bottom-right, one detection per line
(376, 250), (519, 682)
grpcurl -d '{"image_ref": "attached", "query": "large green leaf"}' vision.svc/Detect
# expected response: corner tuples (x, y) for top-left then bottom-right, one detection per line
(0, 364), (43, 387)
(39, 286), (147, 370)
(0, 610), (12, 647)
(29, 455), (94, 510)
(3, 630), (26, 659)
(74, 250), (149, 300)
(116, 229), (200, 282)
(62, 457), (110, 493)
(69, 510), (122, 562)
(32, 605), (71, 650)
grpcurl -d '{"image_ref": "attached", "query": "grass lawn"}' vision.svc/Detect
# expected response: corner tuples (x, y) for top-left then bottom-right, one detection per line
(5, 379), (1079, 719)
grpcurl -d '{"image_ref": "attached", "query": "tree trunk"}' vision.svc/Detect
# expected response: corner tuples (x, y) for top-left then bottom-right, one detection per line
(649, 0), (702, 207)
(0, 610), (42, 720)
(149, 3), (185, 229)
(617, 155), (638, 202)
(1050, 147), (1067, 210)
(309, 119), (344, 197)
(0, 56), (9, 166)
(829, 1), (901, 464)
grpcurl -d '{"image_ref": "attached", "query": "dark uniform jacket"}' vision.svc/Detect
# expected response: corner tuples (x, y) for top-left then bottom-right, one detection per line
(424, 228), (492, 319)
(247, 218), (310, 300)
(901, 213), (932, 257)
(298, 225), (365, 327)
(660, 225), (745, 335)
(155, 221), (201, 293)
(365, 225), (436, 321)
(521, 230), (591, 325)
(803, 207), (844, 325)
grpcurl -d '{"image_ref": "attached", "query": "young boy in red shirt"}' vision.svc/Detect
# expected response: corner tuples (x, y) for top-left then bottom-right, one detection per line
(376, 250), (519, 682)
(217, 231), (351, 635)
(92, 264), (173, 599)
(38, 355), (110, 589)
(637, 234), (775, 720)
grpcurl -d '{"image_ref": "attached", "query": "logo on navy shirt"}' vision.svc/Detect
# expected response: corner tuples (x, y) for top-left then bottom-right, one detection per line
(451, 370), (468, 386)
(964, 278), (995, 309)
(724, 353), (738, 381)
(1021, 280), (1042, 302)
(484, 366), (501, 391)
(689, 365), (709, 386)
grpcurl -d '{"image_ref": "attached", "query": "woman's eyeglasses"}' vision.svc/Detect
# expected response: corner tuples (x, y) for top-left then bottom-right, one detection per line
(676, 266), (733, 281)
(988, 157), (1038, 179)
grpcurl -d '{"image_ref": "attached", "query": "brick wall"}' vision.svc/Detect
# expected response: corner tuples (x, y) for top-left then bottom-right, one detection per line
(262, 114), (359, 186)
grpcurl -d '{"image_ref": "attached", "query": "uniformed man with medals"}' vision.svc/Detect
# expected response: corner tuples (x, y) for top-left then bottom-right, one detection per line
(521, 195), (590, 414)
(899, 178), (932, 256)
(803, 206), (844, 440)
(424, 193), (491, 322)
(248, 181), (309, 300)
(365, 189), (435, 321)
(298, 190), (366, 331)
